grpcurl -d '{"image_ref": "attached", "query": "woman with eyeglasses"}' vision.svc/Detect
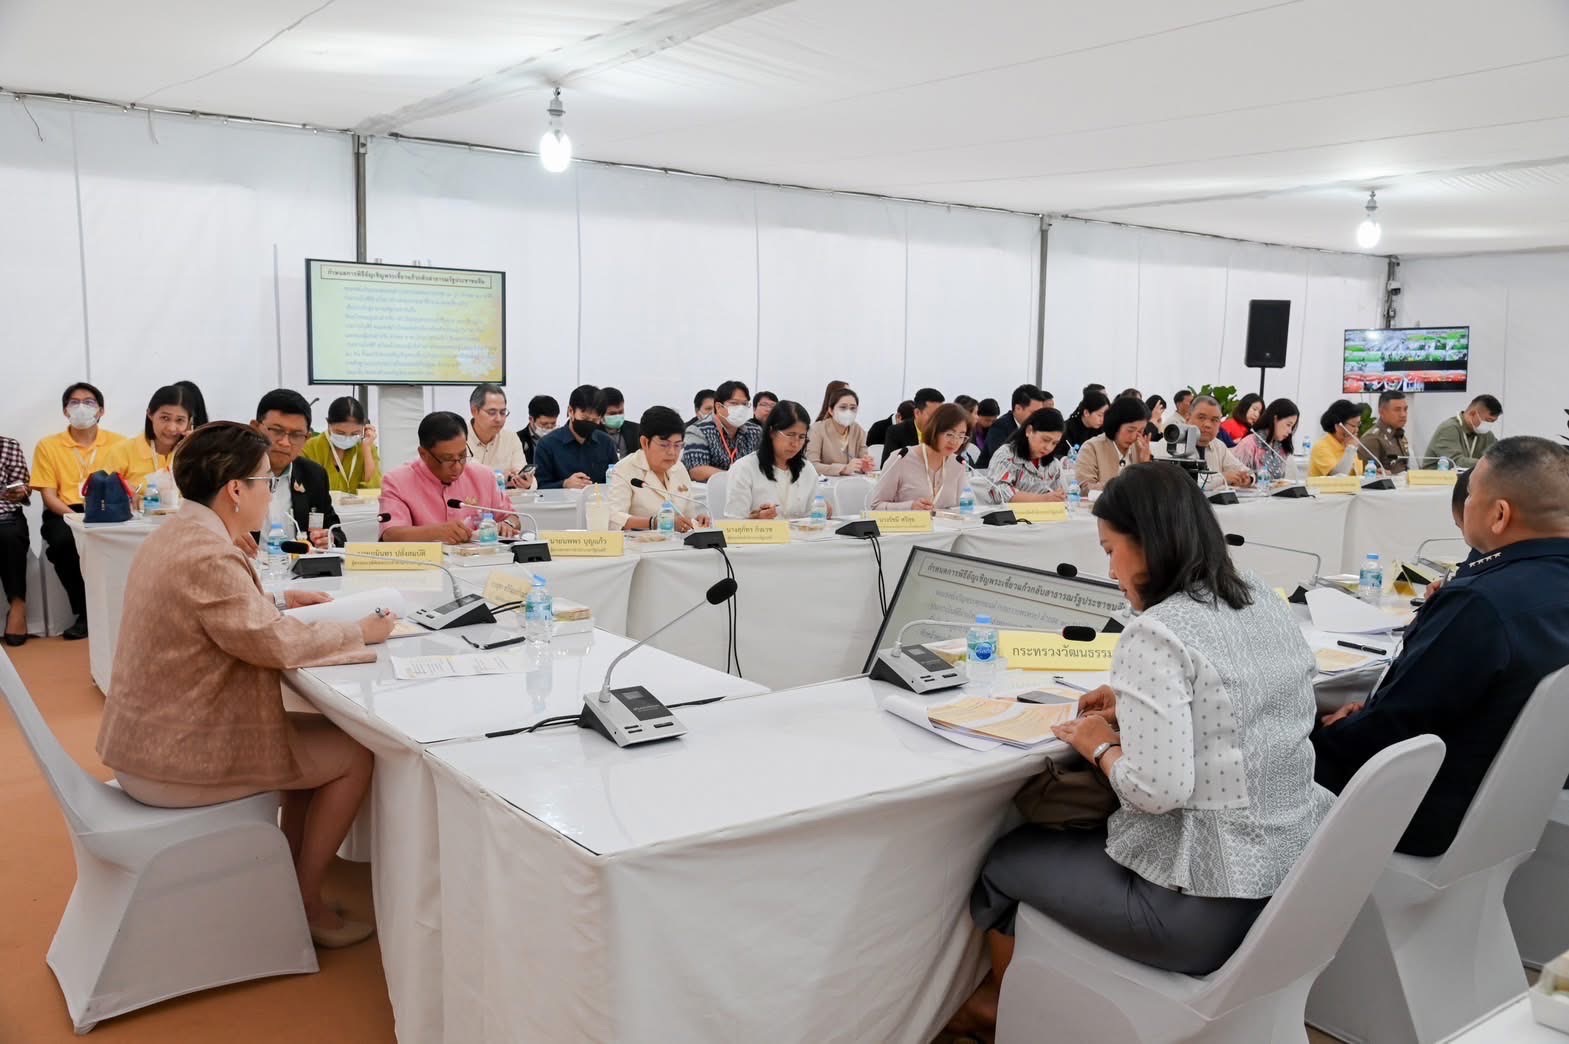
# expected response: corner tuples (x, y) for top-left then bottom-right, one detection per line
(301, 396), (381, 493)
(96, 422), (398, 949)
(607, 406), (711, 532)
(724, 400), (828, 520)
(870, 402), (969, 512)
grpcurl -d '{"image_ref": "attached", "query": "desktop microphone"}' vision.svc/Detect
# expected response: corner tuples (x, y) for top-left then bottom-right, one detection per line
(872, 619), (1109, 693)
(628, 477), (705, 511)
(445, 499), (552, 562)
(1055, 562), (1077, 579)
(1248, 439), (1310, 498)
(279, 541), (495, 630)
(1223, 533), (1322, 603)
(1339, 430), (1397, 489)
(625, 479), (728, 548)
(577, 577), (739, 746)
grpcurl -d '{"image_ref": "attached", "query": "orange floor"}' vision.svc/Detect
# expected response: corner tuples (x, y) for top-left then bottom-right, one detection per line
(0, 637), (395, 1042)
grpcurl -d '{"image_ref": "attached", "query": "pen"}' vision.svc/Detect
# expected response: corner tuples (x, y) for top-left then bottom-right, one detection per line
(1051, 676), (1092, 694)
(1337, 639), (1389, 656)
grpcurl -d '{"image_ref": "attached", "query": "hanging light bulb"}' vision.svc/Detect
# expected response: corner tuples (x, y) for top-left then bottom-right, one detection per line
(539, 88), (572, 173)
(1356, 190), (1382, 249)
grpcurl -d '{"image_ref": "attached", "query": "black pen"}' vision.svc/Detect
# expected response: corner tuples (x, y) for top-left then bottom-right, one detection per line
(1337, 639), (1389, 656)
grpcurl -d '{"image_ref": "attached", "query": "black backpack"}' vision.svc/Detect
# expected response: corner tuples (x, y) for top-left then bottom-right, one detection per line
(82, 470), (133, 523)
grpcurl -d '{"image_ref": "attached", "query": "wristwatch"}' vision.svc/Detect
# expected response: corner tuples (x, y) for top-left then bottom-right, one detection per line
(1090, 740), (1120, 768)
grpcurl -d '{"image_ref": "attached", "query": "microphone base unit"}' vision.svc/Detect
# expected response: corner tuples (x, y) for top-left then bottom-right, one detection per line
(577, 686), (687, 746)
(870, 645), (966, 694)
(409, 592), (497, 631)
(981, 509), (1017, 526)
(1207, 490), (1240, 506)
(1271, 484), (1311, 499)
(1362, 477), (1397, 491)
(510, 540), (552, 564)
(683, 530), (727, 550)
(291, 556), (344, 579)
(837, 519), (881, 540)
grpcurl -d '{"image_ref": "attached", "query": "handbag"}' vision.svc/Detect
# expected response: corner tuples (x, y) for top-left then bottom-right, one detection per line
(82, 470), (133, 523)
(1012, 752), (1119, 830)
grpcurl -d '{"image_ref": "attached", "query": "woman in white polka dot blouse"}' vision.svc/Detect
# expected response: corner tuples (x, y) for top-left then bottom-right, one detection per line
(950, 462), (1334, 1037)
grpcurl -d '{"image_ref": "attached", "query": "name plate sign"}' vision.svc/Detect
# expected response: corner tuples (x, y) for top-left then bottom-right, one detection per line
(716, 519), (791, 544)
(543, 531), (625, 557)
(343, 542), (443, 570)
(1009, 502), (1070, 523)
(1406, 469), (1459, 487)
(868, 511), (935, 534)
(481, 570), (536, 606)
(999, 630), (1120, 671)
(1307, 476), (1361, 495)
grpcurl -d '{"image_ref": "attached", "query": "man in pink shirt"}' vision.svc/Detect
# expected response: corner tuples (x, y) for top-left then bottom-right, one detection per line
(380, 412), (518, 543)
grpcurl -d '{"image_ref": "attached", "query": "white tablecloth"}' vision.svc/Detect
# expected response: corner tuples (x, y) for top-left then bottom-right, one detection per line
(424, 676), (1043, 1043)
(288, 619), (766, 1044)
(67, 514), (164, 691)
(1341, 486), (1458, 572)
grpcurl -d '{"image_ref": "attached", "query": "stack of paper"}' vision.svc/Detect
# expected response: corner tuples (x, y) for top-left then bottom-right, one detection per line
(927, 695), (1076, 748)
(390, 652), (531, 680)
(1306, 588), (1414, 634)
(1313, 647), (1386, 677)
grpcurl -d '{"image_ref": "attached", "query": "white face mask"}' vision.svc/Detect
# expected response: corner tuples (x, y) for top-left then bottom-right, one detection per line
(328, 431), (362, 450)
(723, 403), (752, 428)
(833, 408), (857, 427)
(67, 404), (99, 430)
(1472, 418), (1494, 435)
(532, 424), (554, 439)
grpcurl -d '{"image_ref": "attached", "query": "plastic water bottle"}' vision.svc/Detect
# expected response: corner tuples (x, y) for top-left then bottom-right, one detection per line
(657, 501), (677, 540)
(810, 479), (829, 526)
(476, 511), (499, 545)
(494, 469), (506, 498)
(524, 574), (554, 645)
(265, 522), (287, 582)
(966, 614), (1001, 693)
(1301, 435), (1312, 463)
(959, 484), (976, 516)
(1358, 552), (1384, 604)
(1437, 456), (1454, 472)
(1067, 444), (1081, 468)
(142, 479), (160, 514)
(1066, 479), (1082, 515)
(1365, 459), (1380, 480)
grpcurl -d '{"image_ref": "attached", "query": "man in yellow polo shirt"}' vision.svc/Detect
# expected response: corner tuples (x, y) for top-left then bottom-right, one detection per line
(31, 382), (124, 639)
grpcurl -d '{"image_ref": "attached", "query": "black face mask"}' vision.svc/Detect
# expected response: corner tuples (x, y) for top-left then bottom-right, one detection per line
(570, 418), (597, 439)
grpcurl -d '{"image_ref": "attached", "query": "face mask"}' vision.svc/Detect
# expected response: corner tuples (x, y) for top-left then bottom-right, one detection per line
(833, 408), (857, 427)
(604, 415), (626, 431)
(67, 404), (98, 430)
(723, 404), (753, 428)
(570, 418), (597, 439)
(328, 432), (362, 450)
(1472, 419), (1494, 435)
(532, 424), (553, 439)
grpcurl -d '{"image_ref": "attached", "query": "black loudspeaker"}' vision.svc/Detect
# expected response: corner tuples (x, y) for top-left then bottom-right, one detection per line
(1244, 299), (1291, 369)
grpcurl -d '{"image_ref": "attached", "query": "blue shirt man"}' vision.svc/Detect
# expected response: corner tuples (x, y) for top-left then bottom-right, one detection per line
(1313, 437), (1569, 856)
(533, 384), (619, 489)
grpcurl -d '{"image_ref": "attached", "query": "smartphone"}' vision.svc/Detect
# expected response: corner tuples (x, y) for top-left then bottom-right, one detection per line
(462, 626), (527, 651)
(3, 481), (25, 493)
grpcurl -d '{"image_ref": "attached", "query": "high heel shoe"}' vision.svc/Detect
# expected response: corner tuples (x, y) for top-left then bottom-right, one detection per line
(4, 633), (25, 647)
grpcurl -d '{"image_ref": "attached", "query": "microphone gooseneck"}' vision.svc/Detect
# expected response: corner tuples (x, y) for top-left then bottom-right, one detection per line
(596, 579), (739, 701)
(629, 477), (706, 511)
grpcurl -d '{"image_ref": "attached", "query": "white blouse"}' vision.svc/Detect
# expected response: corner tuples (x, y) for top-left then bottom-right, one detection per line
(1103, 573), (1333, 898)
(723, 452), (823, 519)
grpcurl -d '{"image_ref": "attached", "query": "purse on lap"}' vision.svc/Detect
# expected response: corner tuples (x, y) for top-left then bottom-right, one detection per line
(1012, 753), (1119, 829)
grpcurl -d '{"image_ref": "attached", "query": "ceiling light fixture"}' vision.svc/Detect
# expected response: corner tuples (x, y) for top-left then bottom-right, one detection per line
(539, 88), (572, 174)
(1356, 190), (1382, 250)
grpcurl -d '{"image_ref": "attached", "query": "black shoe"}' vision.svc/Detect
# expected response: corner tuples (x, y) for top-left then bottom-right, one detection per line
(4, 633), (24, 647)
(63, 617), (88, 641)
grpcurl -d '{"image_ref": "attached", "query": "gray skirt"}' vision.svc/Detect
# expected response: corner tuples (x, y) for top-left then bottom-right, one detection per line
(970, 824), (1267, 976)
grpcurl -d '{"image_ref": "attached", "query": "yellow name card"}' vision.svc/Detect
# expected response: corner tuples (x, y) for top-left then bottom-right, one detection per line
(1307, 476), (1361, 495)
(343, 542), (443, 570)
(1406, 469), (1458, 487)
(543, 531), (625, 557)
(868, 510), (934, 534)
(716, 519), (791, 544)
(482, 570), (536, 606)
(1009, 502), (1069, 523)
(999, 630), (1120, 671)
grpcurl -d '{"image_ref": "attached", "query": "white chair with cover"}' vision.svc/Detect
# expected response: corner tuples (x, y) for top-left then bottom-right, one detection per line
(704, 472), (730, 520)
(832, 477), (874, 517)
(995, 735), (1445, 1044)
(1307, 666), (1569, 1043)
(1504, 790), (1569, 968)
(0, 649), (316, 1034)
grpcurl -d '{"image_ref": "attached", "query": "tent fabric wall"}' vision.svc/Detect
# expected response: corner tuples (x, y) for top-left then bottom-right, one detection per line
(1042, 218), (1386, 422)
(365, 138), (1042, 439)
(1, 99), (355, 449)
(1397, 250), (1569, 455)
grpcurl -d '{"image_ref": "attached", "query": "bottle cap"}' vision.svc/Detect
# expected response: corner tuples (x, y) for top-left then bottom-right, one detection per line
(975, 614), (992, 625)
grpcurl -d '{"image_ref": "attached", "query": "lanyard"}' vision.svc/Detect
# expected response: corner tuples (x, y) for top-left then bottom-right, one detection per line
(71, 441), (99, 475)
(143, 440), (173, 475)
(715, 423), (741, 464)
(329, 443), (354, 484)
(1458, 414), (1478, 460)
(920, 446), (944, 502)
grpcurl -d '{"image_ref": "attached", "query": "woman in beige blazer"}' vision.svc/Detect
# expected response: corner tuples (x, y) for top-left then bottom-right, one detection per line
(96, 422), (397, 948)
(1075, 396), (1153, 491)
(870, 403), (969, 511)
(606, 406), (711, 531)
(806, 386), (876, 476)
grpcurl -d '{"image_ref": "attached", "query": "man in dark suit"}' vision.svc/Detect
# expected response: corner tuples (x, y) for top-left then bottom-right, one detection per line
(881, 387), (946, 466)
(868, 400), (913, 449)
(978, 383), (1050, 469)
(595, 386), (640, 460)
(250, 389), (342, 551)
(1313, 436), (1569, 856)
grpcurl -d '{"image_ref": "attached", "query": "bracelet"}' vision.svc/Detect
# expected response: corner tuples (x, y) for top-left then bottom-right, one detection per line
(1095, 742), (1121, 772)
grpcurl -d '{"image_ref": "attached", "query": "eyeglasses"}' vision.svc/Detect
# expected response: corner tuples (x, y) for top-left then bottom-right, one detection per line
(262, 424), (309, 446)
(649, 437), (683, 452)
(243, 475), (281, 492)
(430, 449), (472, 466)
(775, 431), (809, 444)
(938, 430), (968, 443)
(67, 399), (99, 409)
(478, 408), (510, 419)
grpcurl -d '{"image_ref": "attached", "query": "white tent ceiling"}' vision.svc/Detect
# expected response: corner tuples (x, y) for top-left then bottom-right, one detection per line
(3, 0), (1567, 255)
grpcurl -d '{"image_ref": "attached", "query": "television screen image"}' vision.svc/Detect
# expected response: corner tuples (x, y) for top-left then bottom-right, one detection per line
(1343, 326), (1469, 394)
(306, 259), (506, 385)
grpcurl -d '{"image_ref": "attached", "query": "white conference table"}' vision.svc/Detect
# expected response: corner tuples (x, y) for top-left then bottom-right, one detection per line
(284, 590), (767, 1044)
